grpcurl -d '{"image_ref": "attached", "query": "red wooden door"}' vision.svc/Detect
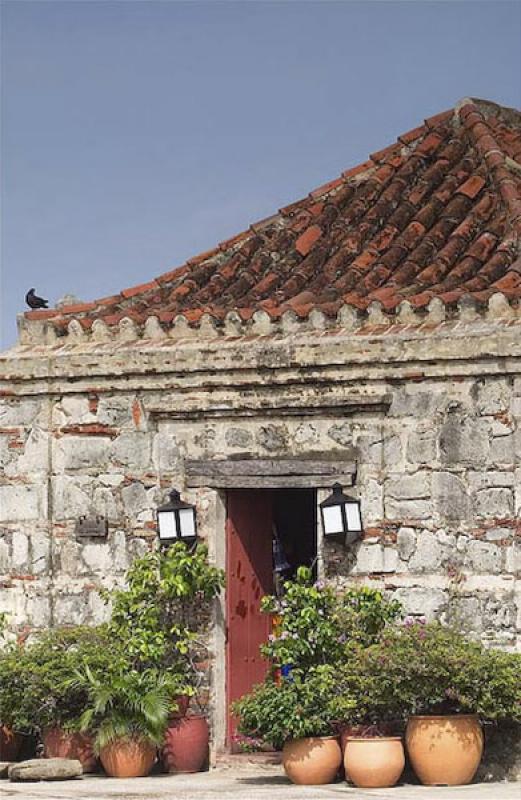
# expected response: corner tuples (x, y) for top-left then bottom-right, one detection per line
(226, 490), (273, 747)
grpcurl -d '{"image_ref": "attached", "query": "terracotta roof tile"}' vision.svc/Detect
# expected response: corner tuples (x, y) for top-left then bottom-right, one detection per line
(56, 302), (96, 314)
(457, 175), (487, 199)
(399, 125), (426, 145)
(35, 98), (521, 336)
(295, 225), (323, 256)
(120, 280), (159, 299)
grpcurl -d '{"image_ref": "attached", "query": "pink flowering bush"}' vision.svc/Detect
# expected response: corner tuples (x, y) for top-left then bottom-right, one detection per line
(334, 621), (521, 726)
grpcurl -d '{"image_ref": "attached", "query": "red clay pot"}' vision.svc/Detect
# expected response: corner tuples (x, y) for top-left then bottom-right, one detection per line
(99, 737), (157, 778)
(162, 715), (209, 773)
(43, 727), (97, 773)
(0, 725), (22, 761)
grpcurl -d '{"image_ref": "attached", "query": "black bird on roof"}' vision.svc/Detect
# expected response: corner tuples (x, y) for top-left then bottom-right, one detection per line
(25, 288), (49, 309)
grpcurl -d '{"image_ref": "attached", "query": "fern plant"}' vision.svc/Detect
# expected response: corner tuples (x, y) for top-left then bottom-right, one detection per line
(69, 664), (181, 753)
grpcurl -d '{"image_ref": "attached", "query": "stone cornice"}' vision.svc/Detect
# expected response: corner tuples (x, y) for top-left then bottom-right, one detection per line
(1, 303), (521, 398)
(14, 292), (520, 351)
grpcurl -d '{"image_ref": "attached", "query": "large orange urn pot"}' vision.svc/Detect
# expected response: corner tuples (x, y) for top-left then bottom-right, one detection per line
(282, 736), (342, 785)
(43, 728), (97, 772)
(344, 737), (405, 788)
(99, 738), (156, 778)
(406, 715), (484, 785)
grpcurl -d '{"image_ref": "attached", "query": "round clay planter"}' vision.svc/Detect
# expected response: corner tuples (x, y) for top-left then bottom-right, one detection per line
(344, 737), (405, 788)
(406, 715), (484, 786)
(99, 738), (157, 778)
(282, 736), (342, 785)
(0, 725), (22, 761)
(339, 724), (393, 756)
(43, 728), (98, 773)
(162, 715), (209, 773)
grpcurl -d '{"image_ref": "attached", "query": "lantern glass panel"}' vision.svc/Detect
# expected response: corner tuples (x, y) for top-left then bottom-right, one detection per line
(322, 504), (344, 535)
(345, 502), (362, 532)
(178, 507), (196, 538)
(158, 511), (177, 540)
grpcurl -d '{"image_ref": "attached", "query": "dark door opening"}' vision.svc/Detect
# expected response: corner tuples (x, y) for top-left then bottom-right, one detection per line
(272, 488), (317, 583)
(225, 487), (316, 749)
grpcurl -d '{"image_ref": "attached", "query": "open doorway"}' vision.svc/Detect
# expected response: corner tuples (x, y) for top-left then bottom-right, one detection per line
(225, 487), (316, 748)
(272, 488), (317, 583)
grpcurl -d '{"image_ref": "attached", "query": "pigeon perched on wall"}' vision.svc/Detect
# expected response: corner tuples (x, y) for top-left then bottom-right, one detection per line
(25, 288), (49, 309)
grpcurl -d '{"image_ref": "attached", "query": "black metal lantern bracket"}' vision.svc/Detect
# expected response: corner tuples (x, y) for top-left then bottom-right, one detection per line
(320, 480), (363, 547)
(156, 489), (197, 547)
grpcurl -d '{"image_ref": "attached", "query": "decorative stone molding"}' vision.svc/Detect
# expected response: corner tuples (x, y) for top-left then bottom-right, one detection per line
(143, 316), (166, 340)
(67, 319), (85, 341)
(91, 319), (112, 342)
(367, 301), (390, 326)
(13, 293), (521, 348)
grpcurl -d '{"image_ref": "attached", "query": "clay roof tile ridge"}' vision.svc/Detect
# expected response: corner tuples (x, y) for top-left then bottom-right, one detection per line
(457, 98), (521, 234)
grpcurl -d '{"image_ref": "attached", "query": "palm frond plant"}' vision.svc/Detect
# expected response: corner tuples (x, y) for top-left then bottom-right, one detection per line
(69, 664), (180, 753)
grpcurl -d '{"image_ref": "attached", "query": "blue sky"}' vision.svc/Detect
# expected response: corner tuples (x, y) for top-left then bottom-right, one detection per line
(1, 0), (520, 347)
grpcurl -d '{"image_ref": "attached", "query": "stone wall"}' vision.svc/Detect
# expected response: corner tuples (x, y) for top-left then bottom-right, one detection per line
(0, 311), (520, 652)
(325, 374), (521, 649)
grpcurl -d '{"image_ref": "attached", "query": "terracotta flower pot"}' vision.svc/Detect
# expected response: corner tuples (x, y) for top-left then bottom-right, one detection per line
(406, 714), (484, 786)
(339, 724), (393, 755)
(162, 715), (209, 773)
(99, 738), (157, 778)
(344, 737), (405, 788)
(43, 727), (97, 773)
(0, 725), (22, 761)
(282, 736), (342, 785)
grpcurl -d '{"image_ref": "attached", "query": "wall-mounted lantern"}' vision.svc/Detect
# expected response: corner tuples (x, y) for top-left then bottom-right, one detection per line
(157, 489), (197, 545)
(320, 482), (363, 545)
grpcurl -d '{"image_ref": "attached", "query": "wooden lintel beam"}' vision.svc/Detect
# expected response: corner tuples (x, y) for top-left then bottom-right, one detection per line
(185, 457), (357, 489)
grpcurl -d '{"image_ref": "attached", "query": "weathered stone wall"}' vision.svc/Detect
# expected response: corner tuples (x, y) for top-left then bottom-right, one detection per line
(325, 374), (521, 649)
(0, 311), (520, 653)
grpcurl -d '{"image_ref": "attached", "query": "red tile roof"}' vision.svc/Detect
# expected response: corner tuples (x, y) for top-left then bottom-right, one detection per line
(28, 98), (521, 335)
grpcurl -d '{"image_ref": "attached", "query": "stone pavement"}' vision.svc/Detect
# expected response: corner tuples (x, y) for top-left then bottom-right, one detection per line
(0, 767), (519, 800)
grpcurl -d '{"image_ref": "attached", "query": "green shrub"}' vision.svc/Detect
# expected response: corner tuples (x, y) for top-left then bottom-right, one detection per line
(233, 570), (402, 745)
(232, 666), (350, 749)
(106, 541), (224, 687)
(335, 621), (521, 725)
(0, 626), (118, 734)
(260, 567), (401, 672)
(0, 544), (225, 738)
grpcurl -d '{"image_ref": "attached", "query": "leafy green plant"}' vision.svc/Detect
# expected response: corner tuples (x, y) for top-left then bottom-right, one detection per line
(336, 586), (402, 648)
(233, 571), (403, 745)
(0, 626), (118, 734)
(260, 567), (401, 672)
(0, 545), (224, 742)
(106, 541), (224, 687)
(335, 621), (521, 725)
(0, 642), (30, 733)
(232, 666), (350, 749)
(70, 664), (177, 752)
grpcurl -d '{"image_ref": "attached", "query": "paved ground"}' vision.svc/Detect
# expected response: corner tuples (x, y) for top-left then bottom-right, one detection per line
(0, 767), (519, 800)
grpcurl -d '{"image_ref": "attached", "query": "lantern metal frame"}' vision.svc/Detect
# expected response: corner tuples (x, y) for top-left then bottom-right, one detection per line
(156, 489), (197, 546)
(320, 482), (363, 545)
